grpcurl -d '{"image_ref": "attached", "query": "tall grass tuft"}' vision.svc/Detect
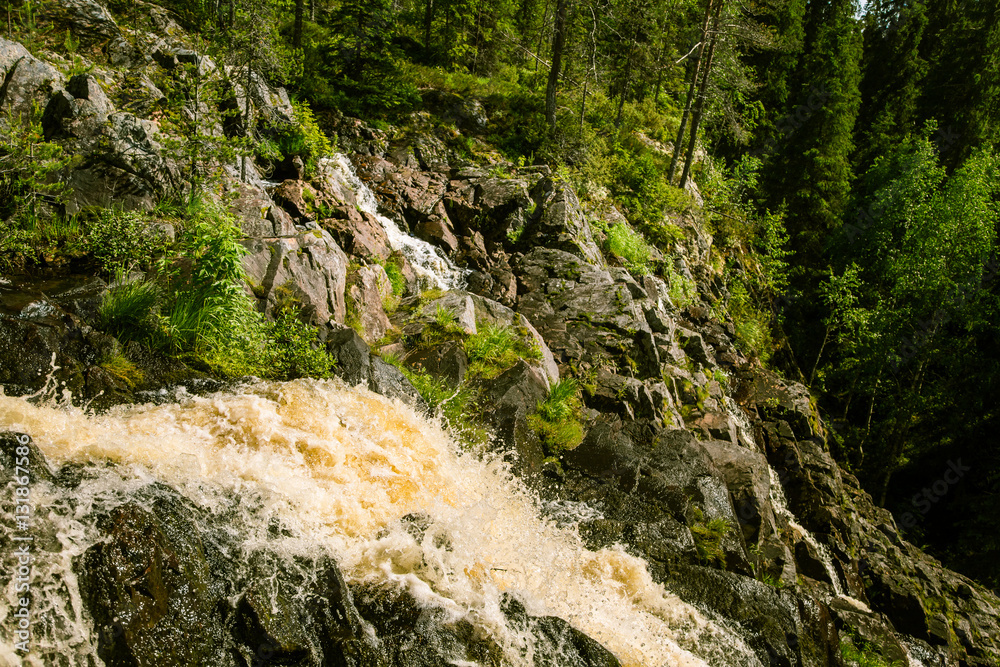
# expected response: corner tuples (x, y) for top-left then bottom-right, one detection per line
(528, 379), (585, 452)
(464, 322), (541, 379)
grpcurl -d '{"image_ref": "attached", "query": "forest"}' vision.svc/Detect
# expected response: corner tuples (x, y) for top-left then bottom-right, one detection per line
(3, 0), (1000, 593)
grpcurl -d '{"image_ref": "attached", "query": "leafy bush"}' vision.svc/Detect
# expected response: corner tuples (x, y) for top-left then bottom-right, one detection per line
(464, 322), (541, 379)
(528, 379), (585, 452)
(839, 636), (905, 667)
(268, 305), (337, 379)
(275, 99), (335, 177)
(87, 208), (165, 275)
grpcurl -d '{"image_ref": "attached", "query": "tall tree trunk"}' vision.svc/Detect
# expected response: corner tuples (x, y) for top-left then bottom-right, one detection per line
(679, 0), (723, 189)
(545, 0), (569, 132)
(669, 0), (715, 182)
(293, 0), (304, 48)
(424, 0), (434, 53)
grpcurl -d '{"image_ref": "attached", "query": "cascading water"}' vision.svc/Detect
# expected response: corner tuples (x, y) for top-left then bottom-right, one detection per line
(0, 380), (764, 667)
(767, 465), (844, 597)
(325, 155), (469, 291)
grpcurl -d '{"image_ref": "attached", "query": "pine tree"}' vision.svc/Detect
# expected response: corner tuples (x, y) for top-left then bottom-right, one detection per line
(763, 0), (862, 266)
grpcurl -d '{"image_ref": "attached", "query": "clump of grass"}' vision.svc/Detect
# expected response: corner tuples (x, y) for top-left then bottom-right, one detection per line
(403, 367), (489, 448)
(418, 304), (467, 346)
(98, 278), (161, 345)
(840, 636), (905, 667)
(383, 257), (406, 296)
(528, 379), (585, 452)
(464, 322), (541, 379)
(99, 352), (144, 389)
(690, 509), (730, 567)
(606, 222), (652, 274)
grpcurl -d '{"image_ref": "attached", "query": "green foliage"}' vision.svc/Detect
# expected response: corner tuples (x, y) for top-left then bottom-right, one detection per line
(528, 379), (585, 452)
(86, 209), (166, 276)
(273, 99), (335, 177)
(605, 223), (653, 275)
(402, 367), (489, 447)
(691, 511), (730, 567)
(819, 133), (999, 499)
(382, 257), (406, 296)
(839, 636), (905, 667)
(0, 105), (70, 262)
(99, 352), (145, 389)
(98, 278), (162, 346)
(268, 304), (338, 379)
(464, 322), (541, 379)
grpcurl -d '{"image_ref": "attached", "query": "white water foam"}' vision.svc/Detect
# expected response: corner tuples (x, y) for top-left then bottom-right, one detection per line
(0, 380), (763, 667)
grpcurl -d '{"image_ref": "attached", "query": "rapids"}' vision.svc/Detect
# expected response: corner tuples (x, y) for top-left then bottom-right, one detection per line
(0, 380), (765, 667)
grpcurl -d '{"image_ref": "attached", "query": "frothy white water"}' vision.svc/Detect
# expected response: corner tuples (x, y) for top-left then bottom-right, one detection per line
(767, 466), (844, 596)
(0, 380), (762, 667)
(326, 155), (468, 291)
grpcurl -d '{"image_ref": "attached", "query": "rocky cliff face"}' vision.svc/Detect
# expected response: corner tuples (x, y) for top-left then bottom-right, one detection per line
(1, 5), (999, 666)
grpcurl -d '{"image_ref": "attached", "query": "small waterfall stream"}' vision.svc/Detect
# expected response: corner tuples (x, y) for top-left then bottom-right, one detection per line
(0, 380), (764, 667)
(326, 155), (469, 291)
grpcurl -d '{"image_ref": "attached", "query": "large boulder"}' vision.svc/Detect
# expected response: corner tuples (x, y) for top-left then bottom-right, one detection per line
(42, 74), (114, 142)
(521, 181), (604, 266)
(242, 229), (349, 326)
(0, 38), (64, 120)
(41, 0), (121, 41)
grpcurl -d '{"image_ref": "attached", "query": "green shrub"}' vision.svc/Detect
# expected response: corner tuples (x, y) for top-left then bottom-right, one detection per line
(528, 379), (585, 452)
(87, 208), (165, 275)
(691, 513), (730, 567)
(606, 223), (652, 274)
(268, 306), (337, 379)
(275, 99), (335, 177)
(464, 322), (541, 379)
(839, 636), (905, 667)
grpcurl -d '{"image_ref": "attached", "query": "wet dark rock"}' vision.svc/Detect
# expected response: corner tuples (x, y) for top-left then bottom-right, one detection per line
(500, 595), (622, 667)
(403, 340), (468, 387)
(77, 496), (237, 667)
(324, 324), (428, 413)
(0, 431), (57, 485)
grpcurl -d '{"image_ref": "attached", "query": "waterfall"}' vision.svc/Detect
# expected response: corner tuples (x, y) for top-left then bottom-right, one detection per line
(767, 466), (844, 597)
(0, 380), (763, 667)
(325, 155), (469, 291)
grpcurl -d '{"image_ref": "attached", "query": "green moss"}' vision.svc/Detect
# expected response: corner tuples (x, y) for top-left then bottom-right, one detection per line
(100, 352), (144, 389)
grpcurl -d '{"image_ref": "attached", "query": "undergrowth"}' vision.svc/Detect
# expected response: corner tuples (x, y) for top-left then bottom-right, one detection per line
(528, 379), (585, 453)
